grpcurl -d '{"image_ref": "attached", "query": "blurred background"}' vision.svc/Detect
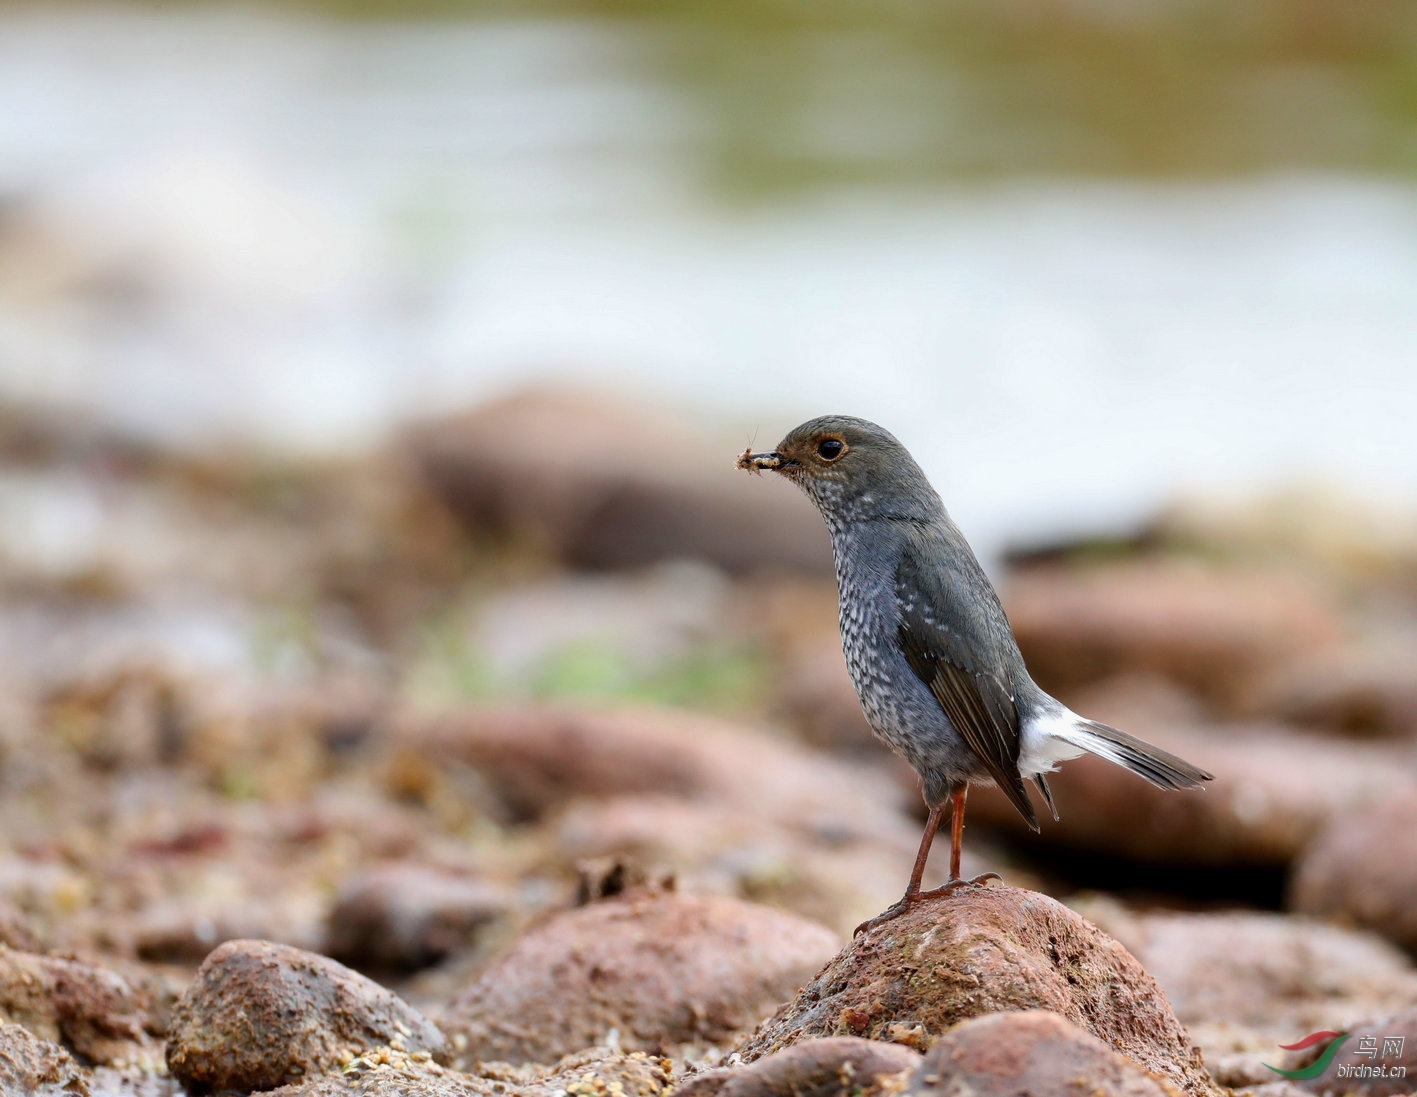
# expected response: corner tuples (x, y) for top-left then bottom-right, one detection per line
(3, 1), (1417, 1089)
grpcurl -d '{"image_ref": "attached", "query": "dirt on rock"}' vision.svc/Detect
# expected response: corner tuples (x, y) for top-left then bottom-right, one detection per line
(0, 1020), (90, 1096)
(262, 1048), (675, 1097)
(442, 889), (840, 1066)
(0, 946), (156, 1067)
(674, 1037), (920, 1097)
(165, 938), (448, 1093)
(734, 886), (1219, 1097)
(907, 1010), (1185, 1097)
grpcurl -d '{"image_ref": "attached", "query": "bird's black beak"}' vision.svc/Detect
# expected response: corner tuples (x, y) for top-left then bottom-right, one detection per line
(736, 449), (786, 474)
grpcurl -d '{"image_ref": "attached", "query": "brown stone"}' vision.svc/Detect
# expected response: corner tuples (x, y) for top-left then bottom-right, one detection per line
(675, 1037), (919, 1097)
(907, 1010), (1183, 1097)
(1290, 800), (1417, 953)
(263, 1047), (676, 1097)
(165, 939), (447, 1093)
(1078, 906), (1417, 1033)
(1252, 640), (1417, 739)
(0, 1020), (90, 1096)
(967, 712), (1417, 867)
(442, 890), (840, 1066)
(408, 389), (831, 576)
(0, 946), (154, 1067)
(1003, 561), (1339, 708)
(324, 864), (512, 972)
(406, 705), (909, 842)
(734, 886), (1219, 1097)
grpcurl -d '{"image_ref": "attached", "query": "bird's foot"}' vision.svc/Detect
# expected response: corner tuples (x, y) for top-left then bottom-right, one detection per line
(852, 873), (1002, 936)
(916, 871), (1002, 901)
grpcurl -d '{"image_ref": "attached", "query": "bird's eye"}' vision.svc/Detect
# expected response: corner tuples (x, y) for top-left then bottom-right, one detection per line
(817, 438), (845, 461)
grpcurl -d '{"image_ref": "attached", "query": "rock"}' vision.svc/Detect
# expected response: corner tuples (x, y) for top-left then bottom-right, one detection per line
(443, 890), (840, 1065)
(261, 1048), (674, 1097)
(0, 1021), (90, 1096)
(515, 1050), (675, 1097)
(165, 939), (447, 1094)
(773, 642), (882, 756)
(0, 898), (43, 952)
(0, 946), (154, 1067)
(1075, 904), (1417, 1033)
(1003, 561), (1339, 709)
(1251, 639), (1417, 739)
(409, 389), (831, 576)
(406, 705), (910, 842)
(966, 704), (1417, 866)
(132, 892), (327, 963)
(907, 1011), (1183, 1097)
(677, 1037), (919, 1097)
(735, 886), (1219, 1097)
(1287, 1005), (1417, 1096)
(1072, 900), (1417, 1084)
(1290, 800), (1417, 952)
(87, 1066), (184, 1097)
(325, 864), (512, 973)
(550, 793), (1009, 939)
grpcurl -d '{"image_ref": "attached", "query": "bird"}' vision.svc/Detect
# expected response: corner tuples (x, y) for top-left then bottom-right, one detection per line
(737, 416), (1212, 933)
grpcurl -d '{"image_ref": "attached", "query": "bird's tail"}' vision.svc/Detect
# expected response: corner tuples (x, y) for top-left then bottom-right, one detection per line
(1062, 719), (1213, 790)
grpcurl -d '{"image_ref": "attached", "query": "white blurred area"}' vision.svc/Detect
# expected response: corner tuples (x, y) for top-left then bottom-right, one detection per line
(1, 5), (1417, 555)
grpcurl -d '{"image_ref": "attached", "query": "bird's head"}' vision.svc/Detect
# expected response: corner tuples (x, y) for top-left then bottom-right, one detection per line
(736, 415), (941, 523)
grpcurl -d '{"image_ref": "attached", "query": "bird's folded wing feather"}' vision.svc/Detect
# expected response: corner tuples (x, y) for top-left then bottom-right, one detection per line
(894, 525), (1039, 830)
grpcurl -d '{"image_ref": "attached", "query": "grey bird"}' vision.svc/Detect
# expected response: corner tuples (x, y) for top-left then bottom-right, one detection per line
(738, 416), (1212, 932)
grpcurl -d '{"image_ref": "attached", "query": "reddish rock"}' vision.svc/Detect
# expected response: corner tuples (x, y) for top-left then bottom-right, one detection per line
(774, 642), (883, 756)
(263, 1047), (676, 1097)
(442, 890), (840, 1066)
(1003, 561), (1339, 708)
(967, 715), (1417, 867)
(165, 939), (447, 1093)
(1080, 906), (1417, 1031)
(1290, 800), (1417, 953)
(735, 886), (1219, 1097)
(0, 1021), (90, 1096)
(0, 946), (153, 1067)
(677, 1037), (919, 1097)
(325, 864), (512, 972)
(406, 705), (909, 842)
(132, 892), (327, 963)
(550, 793), (1007, 940)
(907, 1011), (1183, 1097)
(1252, 640), (1417, 739)
(408, 389), (831, 576)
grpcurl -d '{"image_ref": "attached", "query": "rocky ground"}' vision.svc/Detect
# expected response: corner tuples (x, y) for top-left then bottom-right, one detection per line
(0, 390), (1415, 1096)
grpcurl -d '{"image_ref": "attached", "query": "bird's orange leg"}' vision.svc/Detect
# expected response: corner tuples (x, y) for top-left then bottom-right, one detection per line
(853, 786), (1000, 936)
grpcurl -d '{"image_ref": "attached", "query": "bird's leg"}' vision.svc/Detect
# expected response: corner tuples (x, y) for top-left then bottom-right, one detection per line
(853, 787), (1001, 935)
(919, 785), (1001, 895)
(852, 801), (944, 935)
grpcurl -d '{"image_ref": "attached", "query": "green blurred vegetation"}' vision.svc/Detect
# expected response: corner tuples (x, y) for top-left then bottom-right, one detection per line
(407, 617), (771, 716)
(120, 0), (1417, 190)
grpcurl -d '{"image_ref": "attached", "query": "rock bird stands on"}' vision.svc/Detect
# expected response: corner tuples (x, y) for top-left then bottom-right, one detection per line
(738, 416), (1212, 933)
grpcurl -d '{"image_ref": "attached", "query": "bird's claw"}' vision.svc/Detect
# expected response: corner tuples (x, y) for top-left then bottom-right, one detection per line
(852, 872), (1003, 937)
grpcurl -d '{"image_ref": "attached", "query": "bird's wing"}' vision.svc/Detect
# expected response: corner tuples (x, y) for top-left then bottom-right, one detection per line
(894, 523), (1039, 831)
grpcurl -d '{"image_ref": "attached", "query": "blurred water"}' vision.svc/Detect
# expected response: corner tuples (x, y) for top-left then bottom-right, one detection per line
(0, 5), (1416, 554)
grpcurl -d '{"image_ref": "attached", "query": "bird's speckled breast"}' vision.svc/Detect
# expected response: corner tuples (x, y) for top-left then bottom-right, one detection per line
(825, 515), (975, 793)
